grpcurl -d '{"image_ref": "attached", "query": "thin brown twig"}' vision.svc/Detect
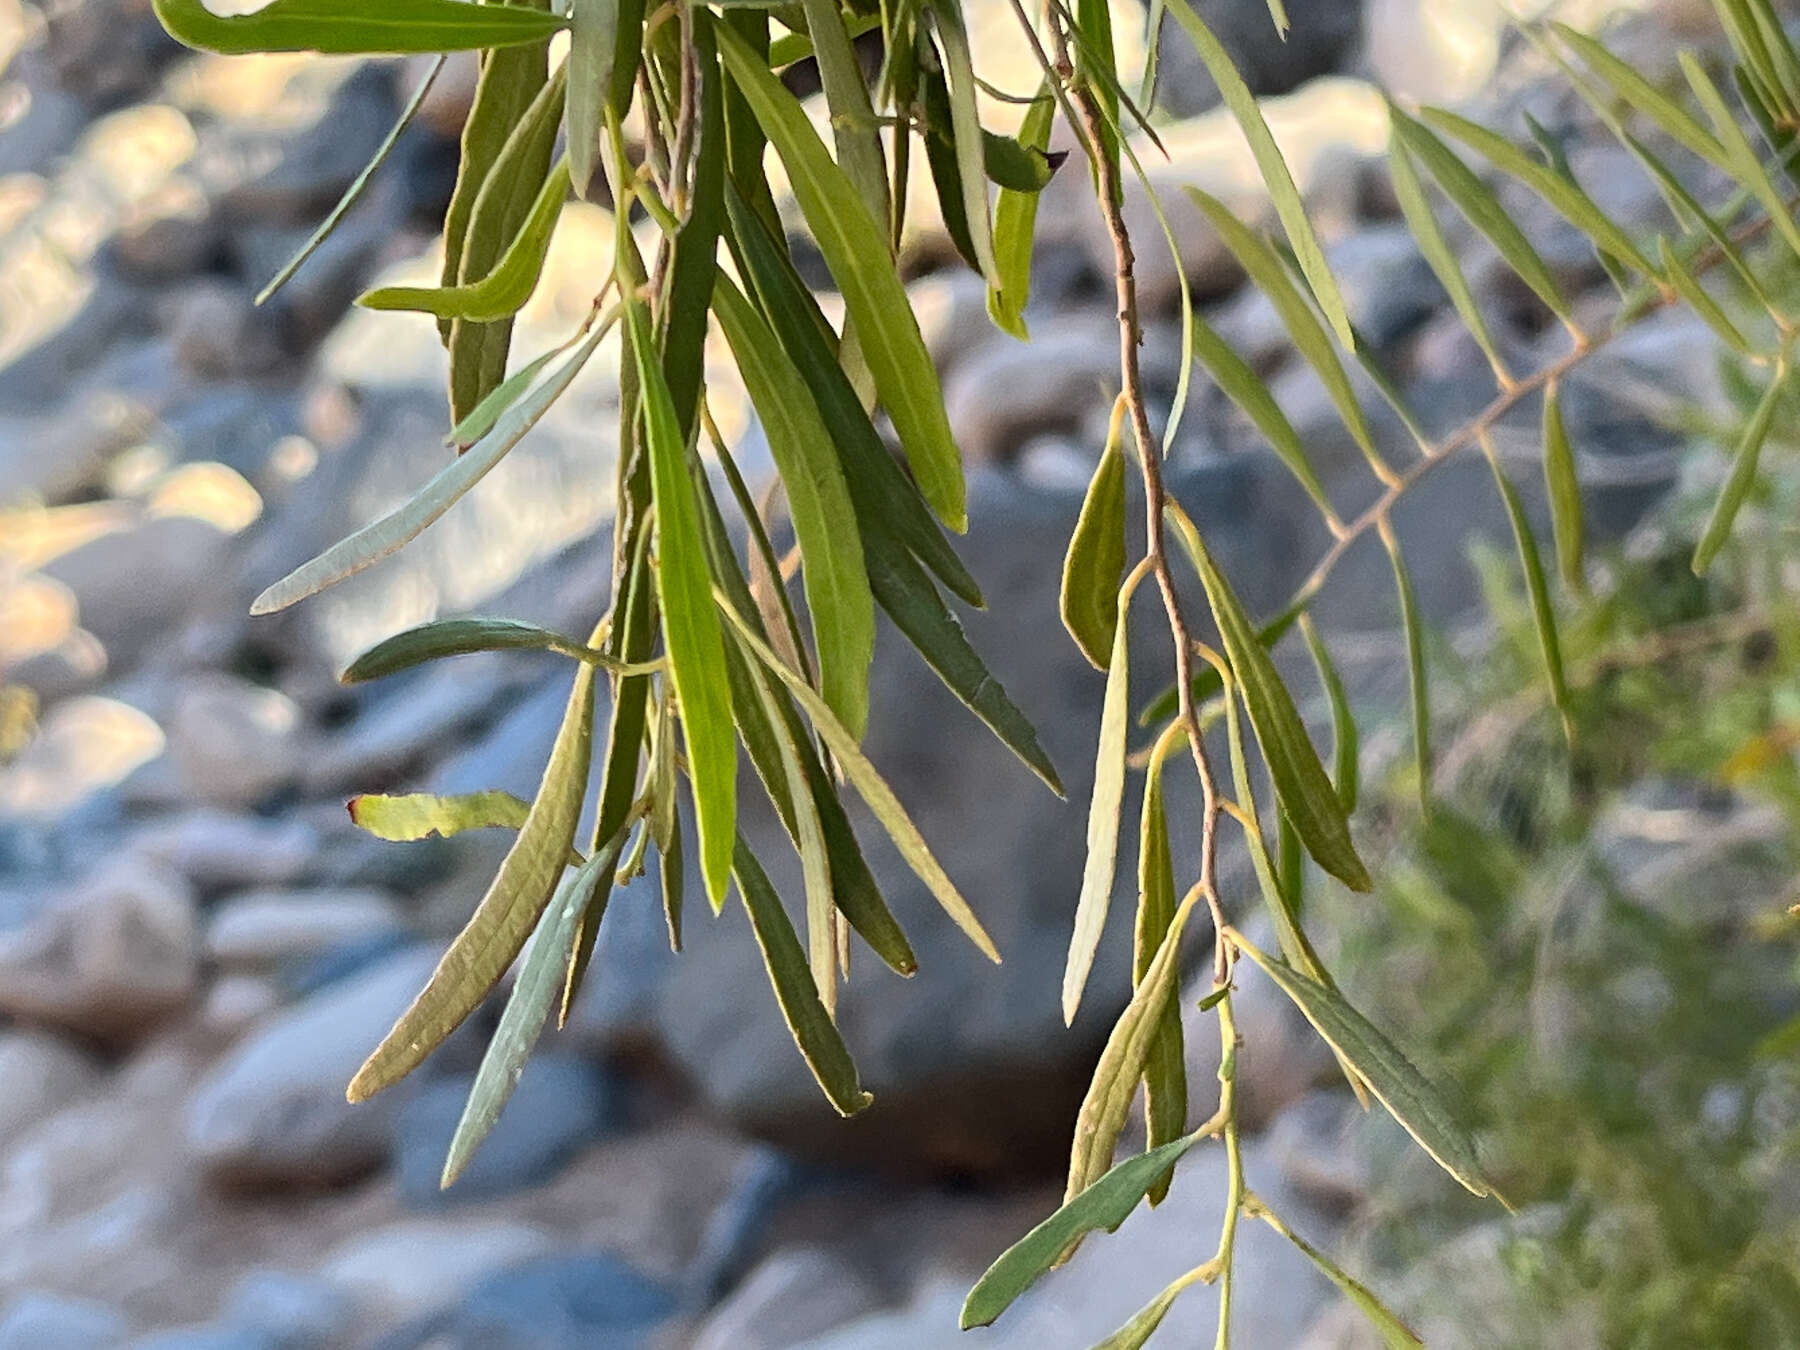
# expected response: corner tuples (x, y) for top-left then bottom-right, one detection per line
(1048, 13), (1229, 981)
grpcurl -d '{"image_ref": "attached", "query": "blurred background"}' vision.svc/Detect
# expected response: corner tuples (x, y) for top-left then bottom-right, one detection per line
(1, 0), (1797, 1345)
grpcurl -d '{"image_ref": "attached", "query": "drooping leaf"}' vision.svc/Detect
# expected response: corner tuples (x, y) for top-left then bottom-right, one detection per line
(1135, 728), (1186, 1205)
(713, 275), (875, 738)
(348, 659), (597, 1102)
(1484, 450), (1572, 739)
(1063, 575), (1136, 1025)
(1232, 932), (1497, 1198)
(151, 0), (563, 54)
(624, 298), (737, 909)
(1170, 510), (1371, 891)
(1658, 234), (1752, 353)
(1383, 524), (1432, 809)
(446, 339), (573, 451)
(988, 85), (1057, 337)
(798, 0), (889, 228)
(1540, 381), (1586, 594)
(1189, 310), (1333, 515)
(1060, 431), (1129, 670)
(1550, 22), (1730, 170)
(1251, 1202), (1423, 1348)
(933, 0), (999, 284)
(922, 56), (985, 274)
(360, 158), (571, 322)
(1090, 1268), (1210, 1350)
(660, 10), (727, 441)
(963, 1128), (1210, 1329)
(349, 790), (531, 843)
(1298, 614), (1357, 813)
(1137, 603), (1303, 727)
(340, 616), (648, 683)
(718, 24), (968, 532)
(566, 0), (616, 200)
(1162, 0), (1353, 344)
(1694, 362), (1787, 574)
(733, 834), (873, 1115)
(981, 127), (1061, 192)
(720, 595), (1002, 962)
(442, 825), (631, 1187)
(1681, 50), (1800, 264)
(252, 313), (613, 614)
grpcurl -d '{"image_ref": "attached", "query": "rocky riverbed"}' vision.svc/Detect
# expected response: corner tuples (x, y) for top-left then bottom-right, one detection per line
(0, 0), (1735, 1345)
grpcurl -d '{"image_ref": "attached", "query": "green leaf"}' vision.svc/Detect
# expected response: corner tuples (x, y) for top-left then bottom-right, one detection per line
(1090, 1268), (1210, 1350)
(1694, 362), (1787, 574)
(718, 23), (968, 532)
(1388, 106), (1572, 325)
(1550, 22), (1731, 170)
(348, 660), (598, 1102)
(151, 0), (563, 53)
(1170, 510), (1371, 891)
(1232, 932), (1497, 1198)
(1162, 0), (1352, 344)
(982, 128), (1061, 192)
(963, 1127), (1210, 1329)
(1252, 1203), (1423, 1348)
(1189, 310), (1333, 516)
(661, 10), (727, 442)
(446, 340), (572, 451)
(1299, 614), (1357, 813)
(922, 53), (985, 275)
(1420, 107), (1657, 278)
(340, 616), (651, 683)
(256, 57), (443, 305)
(1063, 575), (1136, 1025)
(252, 313), (613, 614)
(1658, 235), (1752, 354)
(1073, 0), (1120, 199)
(719, 595), (1002, 962)
(448, 58), (566, 424)
(624, 298), (737, 909)
(360, 158), (570, 322)
(1066, 886), (1199, 1208)
(733, 834), (873, 1115)
(1136, 603), (1302, 728)
(1386, 127), (1509, 384)
(442, 825), (631, 1187)
(1184, 187), (1387, 483)
(1681, 50), (1800, 264)
(1487, 452), (1571, 737)
(934, 1), (998, 284)
(988, 86), (1057, 337)
(349, 790), (531, 842)
(798, 0), (889, 228)
(567, 0), (640, 199)
(1135, 730), (1186, 1205)
(1384, 526), (1432, 809)
(1060, 437), (1128, 670)
(713, 275), (875, 738)
(1540, 381), (1586, 594)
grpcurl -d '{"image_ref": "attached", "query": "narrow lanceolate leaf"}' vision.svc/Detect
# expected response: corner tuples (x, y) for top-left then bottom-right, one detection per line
(1060, 436), (1128, 670)
(341, 616), (644, 683)
(1487, 451), (1571, 737)
(566, 0), (620, 201)
(442, 827), (630, 1187)
(1190, 311), (1333, 515)
(151, 0), (563, 53)
(934, 1), (998, 284)
(1135, 730), (1186, 1205)
(1170, 511), (1371, 891)
(1694, 363), (1787, 574)
(1185, 187), (1387, 482)
(360, 159), (570, 322)
(1253, 1205), (1423, 1348)
(1066, 888), (1201, 1206)
(252, 315), (612, 614)
(713, 275), (875, 738)
(1419, 108), (1657, 278)
(988, 85), (1057, 338)
(257, 57), (442, 305)
(447, 340), (572, 450)
(733, 836), (873, 1115)
(1138, 602), (1303, 727)
(1299, 614), (1358, 813)
(1386, 127), (1509, 384)
(349, 790), (531, 842)
(1063, 579), (1136, 1025)
(1540, 381), (1585, 594)
(1091, 1269), (1210, 1350)
(1550, 22), (1730, 170)
(624, 299), (736, 908)
(1074, 0), (1120, 198)
(1388, 107), (1572, 325)
(1681, 51), (1800, 264)
(718, 24), (967, 532)
(1232, 932), (1496, 1198)
(1384, 525), (1431, 808)
(1162, 0), (1352, 345)
(720, 596), (1002, 962)
(1659, 236), (1751, 354)
(961, 1129), (1209, 1329)
(798, 0), (888, 229)
(348, 661), (597, 1102)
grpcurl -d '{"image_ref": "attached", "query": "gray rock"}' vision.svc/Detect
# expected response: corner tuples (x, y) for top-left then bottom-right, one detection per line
(316, 1219), (555, 1320)
(123, 1330), (277, 1350)
(0, 1293), (130, 1350)
(1268, 1090), (1373, 1214)
(166, 675), (303, 810)
(198, 973), (285, 1036)
(692, 1246), (885, 1350)
(204, 888), (404, 968)
(395, 1054), (613, 1205)
(0, 858), (199, 1043)
(165, 283), (287, 382)
(1155, 0), (1364, 117)
(218, 65), (400, 227)
(395, 1253), (678, 1350)
(0, 1029), (103, 1138)
(223, 1270), (351, 1350)
(185, 945), (437, 1186)
(129, 811), (318, 890)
